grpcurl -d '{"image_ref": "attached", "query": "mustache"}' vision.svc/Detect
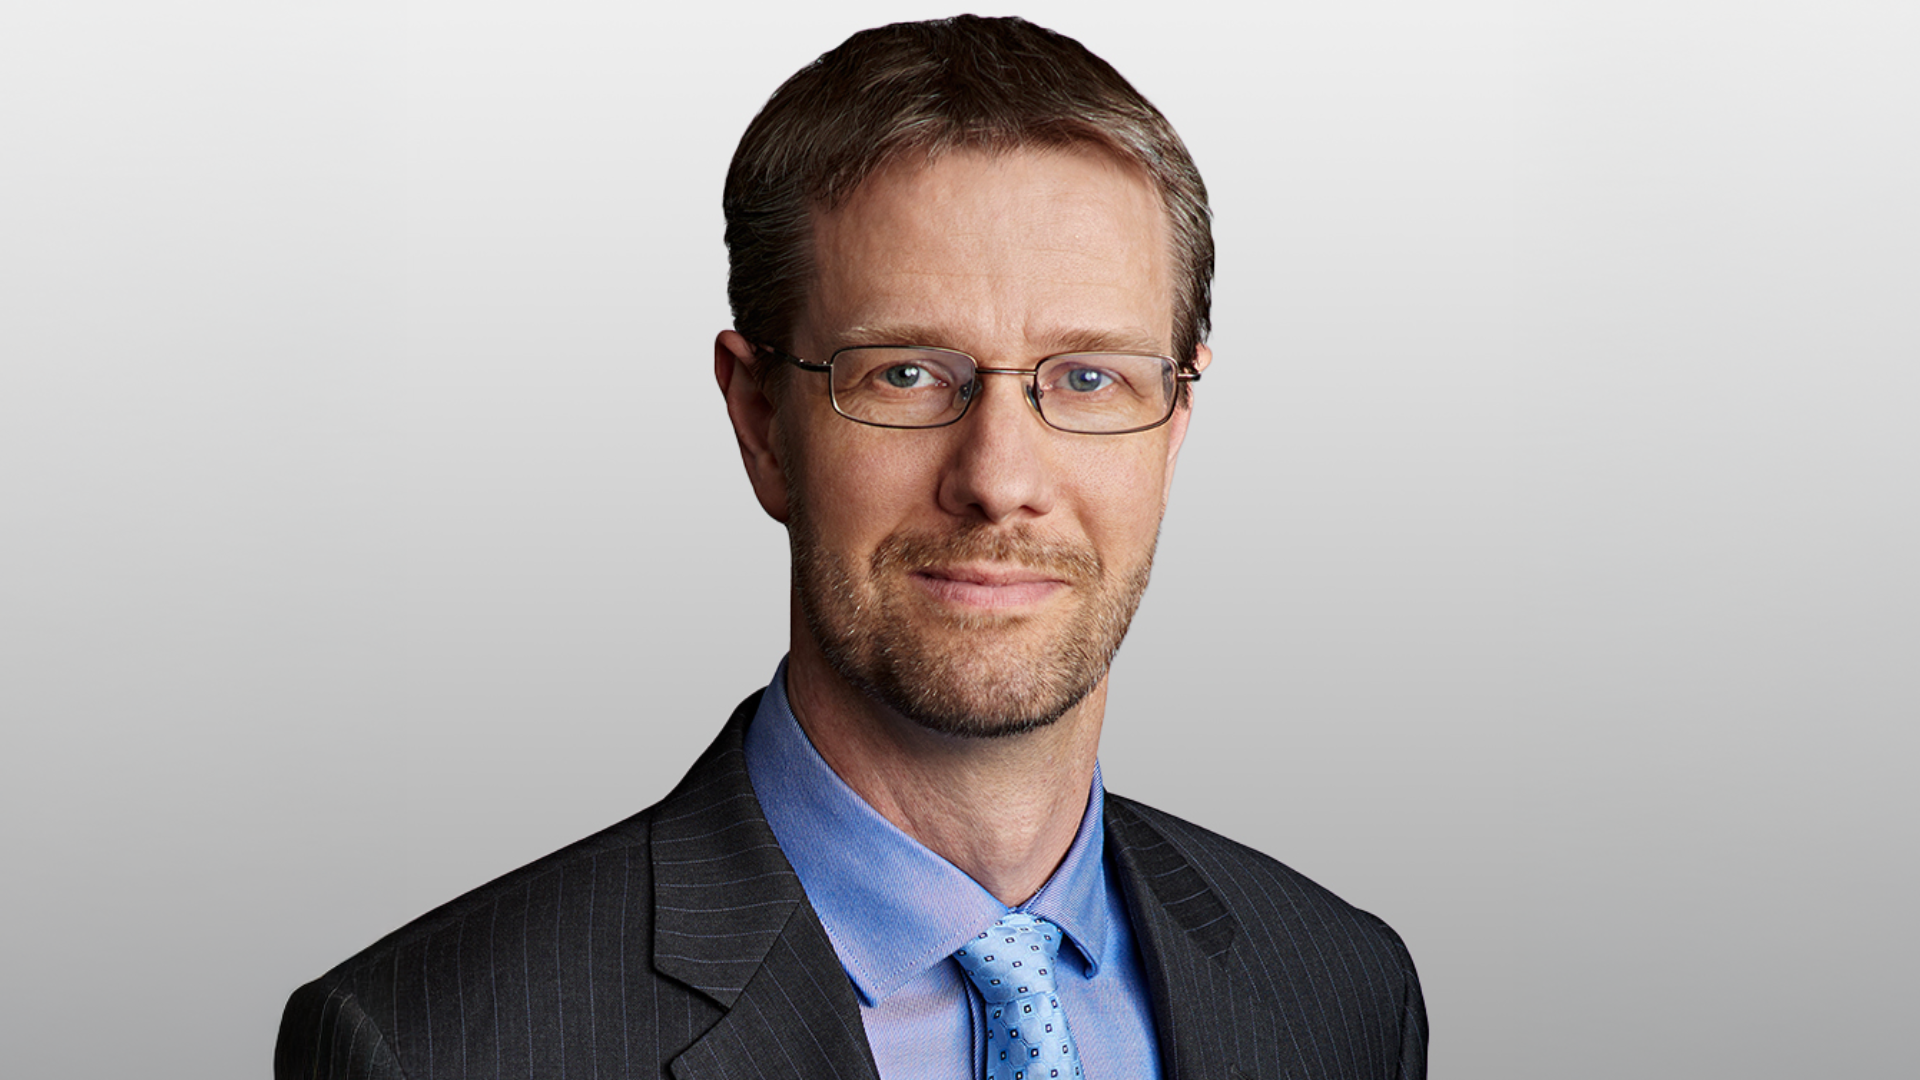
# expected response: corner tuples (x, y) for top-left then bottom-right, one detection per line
(871, 524), (1102, 584)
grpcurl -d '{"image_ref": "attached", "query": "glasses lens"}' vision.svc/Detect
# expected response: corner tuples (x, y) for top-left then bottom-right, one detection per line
(1034, 353), (1177, 433)
(830, 347), (976, 427)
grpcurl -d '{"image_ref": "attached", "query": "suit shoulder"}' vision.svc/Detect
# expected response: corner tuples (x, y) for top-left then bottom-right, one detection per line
(298, 697), (764, 993)
(361, 802), (657, 972)
(276, 802), (677, 1078)
(276, 702), (771, 1079)
(1106, 792), (1416, 966)
(286, 800), (662, 1033)
(1106, 793), (1427, 1074)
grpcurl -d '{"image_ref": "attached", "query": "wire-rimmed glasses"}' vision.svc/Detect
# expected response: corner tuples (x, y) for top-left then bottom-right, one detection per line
(756, 344), (1201, 435)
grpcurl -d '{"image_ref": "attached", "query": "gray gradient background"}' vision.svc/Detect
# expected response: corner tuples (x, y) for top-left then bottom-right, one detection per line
(3, 1), (1914, 1076)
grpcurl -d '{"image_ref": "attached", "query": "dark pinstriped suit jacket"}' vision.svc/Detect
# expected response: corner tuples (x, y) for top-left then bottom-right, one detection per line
(277, 694), (1427, 1079)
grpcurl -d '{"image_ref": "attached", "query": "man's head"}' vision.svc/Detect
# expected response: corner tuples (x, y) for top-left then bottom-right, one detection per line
(723, 15), (1213, 392)
(716, 17), (1212, 739)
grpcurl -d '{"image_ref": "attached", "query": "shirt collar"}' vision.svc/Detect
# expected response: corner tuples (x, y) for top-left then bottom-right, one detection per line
(743, 659), (1112, 1006)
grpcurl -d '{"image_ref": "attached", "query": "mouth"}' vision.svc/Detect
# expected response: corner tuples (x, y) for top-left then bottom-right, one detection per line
(910, 564), (1070, 611)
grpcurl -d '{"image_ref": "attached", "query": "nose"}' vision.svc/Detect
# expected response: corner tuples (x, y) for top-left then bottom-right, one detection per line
(935, 371), (1056, 524)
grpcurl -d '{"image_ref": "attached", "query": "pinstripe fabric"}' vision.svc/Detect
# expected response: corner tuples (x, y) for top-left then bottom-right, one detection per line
(278, 694), (1426, 1079)
(1107, 799), (1427, 1080)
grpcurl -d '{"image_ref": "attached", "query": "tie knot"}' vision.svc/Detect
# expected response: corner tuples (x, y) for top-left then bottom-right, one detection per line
(954, 912), (1083, 1079)
(953, 912), (1066, 1004)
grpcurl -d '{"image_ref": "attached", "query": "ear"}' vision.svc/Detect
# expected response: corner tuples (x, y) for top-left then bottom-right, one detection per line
(714, 330), (790, 523)
(1159, 342), (1210, 499)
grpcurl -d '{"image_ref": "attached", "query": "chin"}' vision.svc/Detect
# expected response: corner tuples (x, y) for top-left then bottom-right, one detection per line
(811, 617), (1116, 740)
(884, 667), (1100, 740)
(786, 495), (1156, 740)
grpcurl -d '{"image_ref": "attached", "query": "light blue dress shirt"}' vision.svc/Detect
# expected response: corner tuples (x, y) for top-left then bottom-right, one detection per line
(743, 660), (1164, 1080)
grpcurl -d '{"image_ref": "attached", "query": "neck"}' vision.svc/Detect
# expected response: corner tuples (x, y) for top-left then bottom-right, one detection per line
(782, 626), (1105, 908)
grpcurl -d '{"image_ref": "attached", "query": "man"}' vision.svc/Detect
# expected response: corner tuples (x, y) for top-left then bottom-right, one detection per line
(278, 16), (1425, 1079)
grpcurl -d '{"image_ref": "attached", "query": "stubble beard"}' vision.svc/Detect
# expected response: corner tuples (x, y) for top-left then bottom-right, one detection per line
(787, 491), (1158, 740)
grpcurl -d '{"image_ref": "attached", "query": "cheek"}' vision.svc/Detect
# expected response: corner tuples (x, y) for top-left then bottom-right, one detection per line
(786, 419), (937, 540)
(1068, 441), (1173, 545)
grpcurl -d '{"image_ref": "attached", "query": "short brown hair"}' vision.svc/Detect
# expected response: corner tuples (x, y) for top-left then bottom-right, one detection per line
(723, 15), (1213, 396)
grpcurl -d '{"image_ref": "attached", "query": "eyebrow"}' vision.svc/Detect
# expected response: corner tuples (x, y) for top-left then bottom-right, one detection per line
(829, 324), (1169, 356)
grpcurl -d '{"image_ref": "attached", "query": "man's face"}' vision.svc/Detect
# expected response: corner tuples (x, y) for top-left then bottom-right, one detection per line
(769, 147), (1202, 737)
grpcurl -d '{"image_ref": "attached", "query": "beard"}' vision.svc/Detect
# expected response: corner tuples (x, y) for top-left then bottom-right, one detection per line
(787, 491), (1157, 739)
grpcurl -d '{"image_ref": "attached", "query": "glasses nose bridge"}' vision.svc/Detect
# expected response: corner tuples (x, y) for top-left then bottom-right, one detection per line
(965, 364), (1046, 421)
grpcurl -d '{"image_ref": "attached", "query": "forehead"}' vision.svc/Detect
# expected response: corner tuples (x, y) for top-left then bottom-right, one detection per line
(803, 147), (1175, 355)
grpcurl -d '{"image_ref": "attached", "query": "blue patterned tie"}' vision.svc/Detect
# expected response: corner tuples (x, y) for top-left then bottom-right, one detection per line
(953, 912), (1085, 1080)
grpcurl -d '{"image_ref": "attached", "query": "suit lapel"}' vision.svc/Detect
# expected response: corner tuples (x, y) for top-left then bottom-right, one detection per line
(648, 701), (1280, 1079)
(1107, 795), (1276, 1080)
(652, 694), (880, 1080)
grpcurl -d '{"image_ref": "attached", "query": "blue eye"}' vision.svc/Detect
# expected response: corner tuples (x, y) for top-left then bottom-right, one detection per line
(883, 364), (928, 388)
(1061, 366), (1113, 393)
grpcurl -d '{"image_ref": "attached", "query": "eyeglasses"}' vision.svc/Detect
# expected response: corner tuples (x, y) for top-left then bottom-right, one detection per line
(756, 344), (1201, 435)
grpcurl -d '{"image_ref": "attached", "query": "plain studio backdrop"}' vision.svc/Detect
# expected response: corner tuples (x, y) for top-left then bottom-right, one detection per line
(2, 1), (1913, 1076)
